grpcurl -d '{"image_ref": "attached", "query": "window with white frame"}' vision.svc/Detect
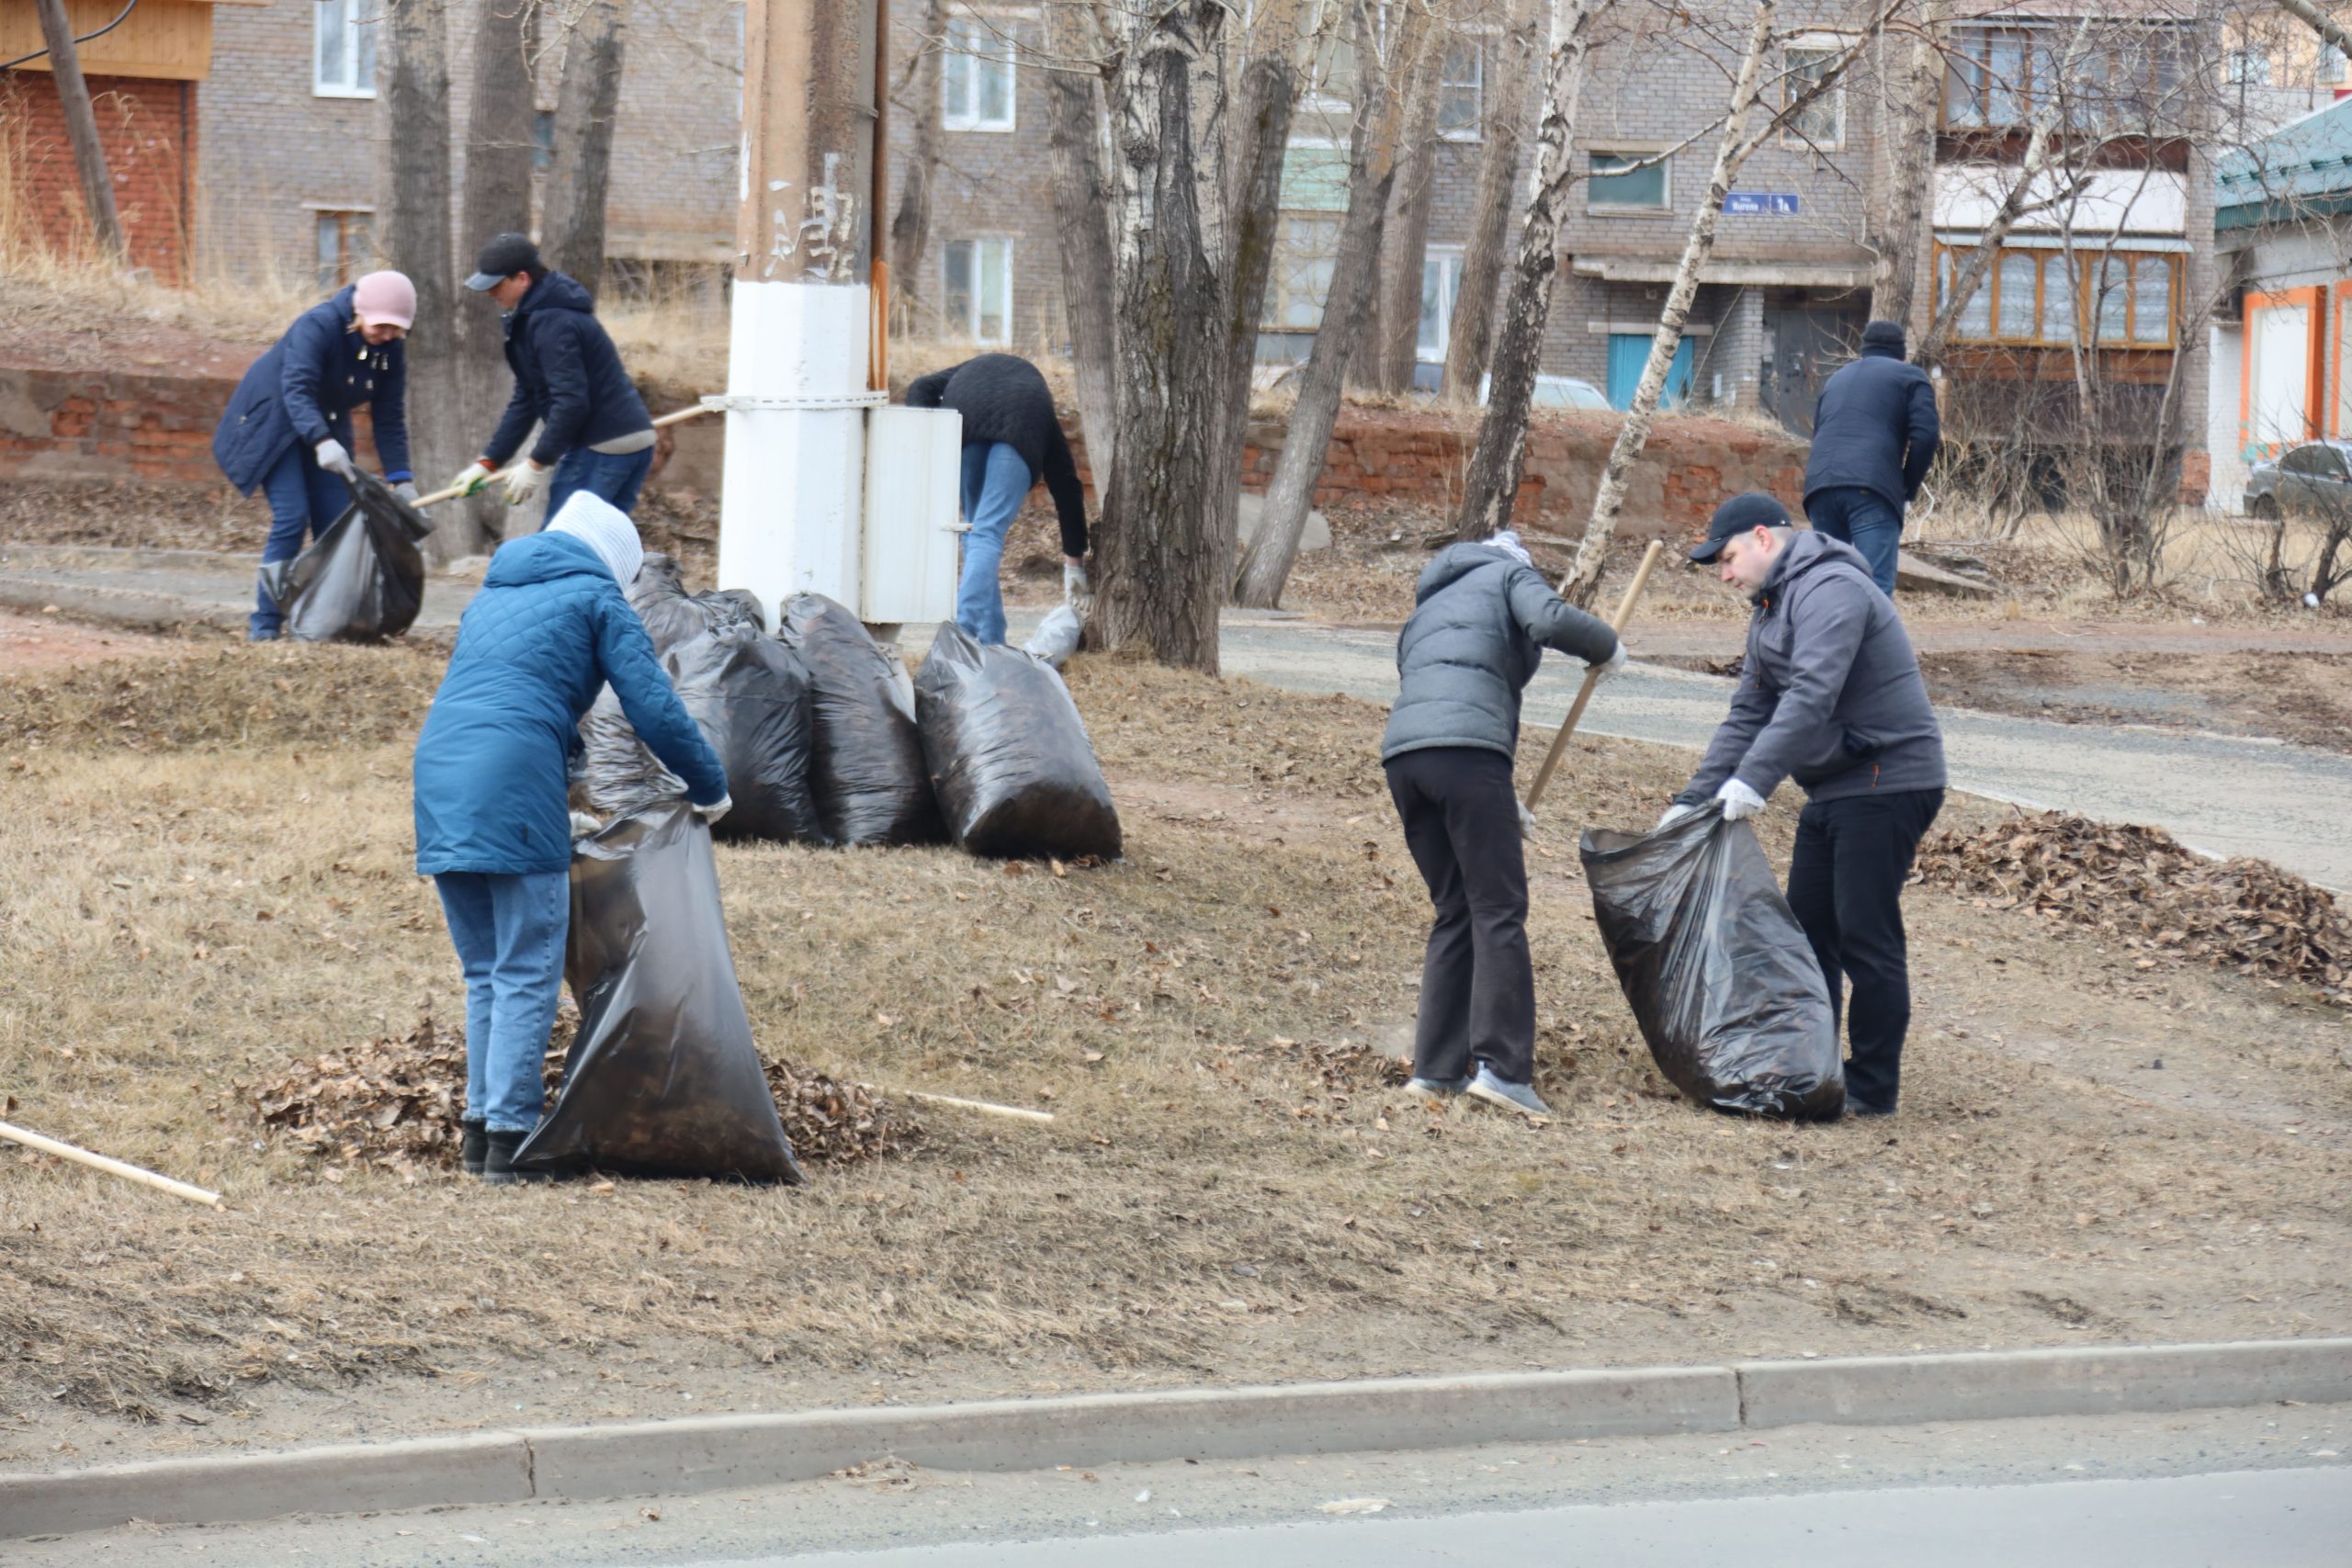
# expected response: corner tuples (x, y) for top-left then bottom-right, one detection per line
(2321, 42), (2346, 84)
(1588, 150), (1669, 211)
(1418, 248), (1464, 361)
(1264, 214), (1341, 330)
(2224, 46), (2271, 86)
(313, 0), (377, 98)
(1437, 38), (1484, 140)
(944, 239), (1012, 343)
(943, 13), (1016, 132)
(1782, 40), (1843, 148)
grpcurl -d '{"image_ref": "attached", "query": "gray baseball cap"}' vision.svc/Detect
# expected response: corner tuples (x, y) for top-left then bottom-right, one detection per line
(464, 232), (542, 291)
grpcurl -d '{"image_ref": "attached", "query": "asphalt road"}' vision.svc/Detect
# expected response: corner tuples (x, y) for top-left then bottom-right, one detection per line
(7, 546), (2351, 887)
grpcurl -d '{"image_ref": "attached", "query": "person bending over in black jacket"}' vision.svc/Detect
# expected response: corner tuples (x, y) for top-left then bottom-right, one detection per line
(904, 354), (1088, 645)
(1380, 533), (1624, 1119)
(1802, 320), (1939, 596)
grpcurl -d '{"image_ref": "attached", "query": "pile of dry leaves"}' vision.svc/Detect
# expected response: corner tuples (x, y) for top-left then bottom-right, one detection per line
(249, 1015), (920, 1176)
(1916, 810), (2351, 1004)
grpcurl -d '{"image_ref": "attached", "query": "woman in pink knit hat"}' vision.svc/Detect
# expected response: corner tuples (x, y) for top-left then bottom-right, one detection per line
(213, 269), (421, 639)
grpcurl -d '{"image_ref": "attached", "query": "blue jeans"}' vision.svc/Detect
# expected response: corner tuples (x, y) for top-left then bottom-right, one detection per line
(251, 442), (350, 638)
(435, 870), (570, 1133)
(1805, 486), (1903, 596)
(544, 444), (654, 524)
(956, 441), (1031, 645)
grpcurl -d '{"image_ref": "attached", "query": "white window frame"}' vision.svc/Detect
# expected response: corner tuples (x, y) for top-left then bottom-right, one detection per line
(1586, 147), (1671, 214)
(1436, 35), (1486, 142)
(2321, 41), (2346, 85)
(1418, 246), (1464, 362)
(312, 0), (378, 100)
(942, 11), (1017, 133)
(2225, 46), (2271, 87)
(944, 237), (1014, 344)
(1781, 35), (1846, 151)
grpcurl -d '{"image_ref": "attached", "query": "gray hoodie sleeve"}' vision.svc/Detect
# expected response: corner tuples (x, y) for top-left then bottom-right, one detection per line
(1679, 671), (1778, 805)
(1504, 566), (1621, 666)
(1727, 573), (1871, 800)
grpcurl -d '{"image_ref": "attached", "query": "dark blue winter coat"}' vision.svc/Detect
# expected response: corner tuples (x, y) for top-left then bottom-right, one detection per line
(413, 532), (727, 876)
(1801, 341), (1939, 512)
(212, 286), (412, 492)
(481, 271), (652, 468)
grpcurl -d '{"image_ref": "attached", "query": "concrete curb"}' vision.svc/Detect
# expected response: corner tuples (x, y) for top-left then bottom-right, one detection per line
(0, 572), (243, 633)
(4, 1338), (2346, 1540)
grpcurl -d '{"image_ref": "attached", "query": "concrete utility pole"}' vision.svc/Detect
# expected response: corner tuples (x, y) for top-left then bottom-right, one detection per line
(31, 0), (128, 265)
(716, 0), (886, 620)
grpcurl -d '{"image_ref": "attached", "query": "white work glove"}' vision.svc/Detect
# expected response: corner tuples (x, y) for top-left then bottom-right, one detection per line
(390, 480), (420, 505)
(1715, 779), (1768, 822)
(500, 461), (548, 507)
(1656, 800), (1703, 831)
(446, 460), (495, 498)
(313, 438), (357, 480)
(1592, 640), (1631, 681)
(693, 795), (732, 826)
(1518, 800), (1539, 840)
(568, 810), (603, 840)
(1063, 558), (1093, 613)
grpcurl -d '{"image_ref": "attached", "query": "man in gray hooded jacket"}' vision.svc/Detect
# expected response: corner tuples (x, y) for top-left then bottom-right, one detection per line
(1670, 492), (1946, 1116)
(1382, 532), (1625, 1118)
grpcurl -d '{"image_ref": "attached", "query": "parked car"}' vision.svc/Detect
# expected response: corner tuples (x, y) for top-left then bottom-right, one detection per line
(2245, 440), (2352, 520)
(1477, 371), (1613, 412)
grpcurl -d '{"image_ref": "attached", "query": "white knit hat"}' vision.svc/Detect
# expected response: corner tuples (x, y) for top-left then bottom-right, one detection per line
(546, 491), (644, 587)
(1487, 529), (1534, 569)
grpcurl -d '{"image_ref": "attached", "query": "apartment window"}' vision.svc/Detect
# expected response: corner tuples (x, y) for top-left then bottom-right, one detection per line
(532, 110), (554, 171)
(1589, 150), (1668, 211)
(1303, 28), (1358, 115)
(1782, 41), (1844, 148)
(944, 238), (1012, 343)
(2089, 252), (2177, 346)
(1943, 26), (2031, 128)
(1935, 244), (2174, 349)
(943, 13), (1015, 132)
(2225, 47), (2272, 86)
(1265, 214), (1341, 330)
(314, 209), (373, 288)
(1418, 247), (1464, 361)
(1437, 39), (1484, 140)
(2322, 43), (2346, 84)
(313, 0), (377, 98)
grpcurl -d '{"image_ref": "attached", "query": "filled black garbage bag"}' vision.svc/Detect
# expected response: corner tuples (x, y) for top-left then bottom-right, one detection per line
(1578, 811), (1844, 1120)
(914, 623), (1122, 860)
(778, 592), (945, 847)
(627, 553), (764, 649)
(514, 800), (804, 1183)
(259, 469), (435, 642)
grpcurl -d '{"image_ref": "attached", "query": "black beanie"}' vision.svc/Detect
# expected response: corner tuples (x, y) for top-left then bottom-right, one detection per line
(1860, 320), (1907, 358)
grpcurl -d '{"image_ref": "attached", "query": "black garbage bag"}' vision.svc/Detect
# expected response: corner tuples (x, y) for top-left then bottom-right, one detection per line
(514, 800), (803, 1183)
(914, 623), (1121, 860)
(627, 553), (764, 649)
(1578, 811), (1844, 1120)
(259, 469), (435, 642)
(778, 592), (945, 847)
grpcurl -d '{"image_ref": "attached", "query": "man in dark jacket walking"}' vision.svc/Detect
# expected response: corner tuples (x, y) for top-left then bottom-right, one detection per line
(1670, 493), (1947, 1116)
(1803, 320), (1939, 596)
(447, 233), (658, 523)
(1382, 533), (1624, 1118)
(903, 354), (1088, 645)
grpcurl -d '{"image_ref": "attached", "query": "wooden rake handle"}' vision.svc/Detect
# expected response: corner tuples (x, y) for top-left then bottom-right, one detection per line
(1522, 538), (1667, 811)
(411, 403), (718, 509)
(0, 1119), (222, 1207)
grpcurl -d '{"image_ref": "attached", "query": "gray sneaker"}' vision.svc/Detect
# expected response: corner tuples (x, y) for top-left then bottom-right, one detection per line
(1404, 1076), (1468, 1104)
(1466, 1066), (1552, 1118)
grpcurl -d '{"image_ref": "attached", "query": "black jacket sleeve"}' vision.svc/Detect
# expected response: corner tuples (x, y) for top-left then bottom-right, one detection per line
(1900, 372), (1941, 499)
(372, 348), (412, 481)
(481, 343), (538, 467)
(904, 366), (956, 409)
(1039, 423), (1088, 558)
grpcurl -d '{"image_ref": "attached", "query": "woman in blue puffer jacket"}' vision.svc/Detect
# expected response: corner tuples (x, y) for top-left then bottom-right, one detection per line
(213, 271), (417, 641)
(413, 493), (731, 1184)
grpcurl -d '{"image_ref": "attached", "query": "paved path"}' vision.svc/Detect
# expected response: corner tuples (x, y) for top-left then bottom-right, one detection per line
(8, 546), (2352, 887)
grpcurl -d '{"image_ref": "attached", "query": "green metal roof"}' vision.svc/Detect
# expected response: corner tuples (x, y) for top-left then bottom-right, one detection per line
(2217, 96), (2352, 231)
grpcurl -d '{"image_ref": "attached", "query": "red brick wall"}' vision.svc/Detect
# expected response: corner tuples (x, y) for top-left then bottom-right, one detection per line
(0, 365), (386, 485)
(1, 73), (196, 284)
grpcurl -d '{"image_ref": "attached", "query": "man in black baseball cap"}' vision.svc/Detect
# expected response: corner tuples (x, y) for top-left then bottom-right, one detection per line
(445, 232), (658, 525)
(1662, 491), (1946, 1119)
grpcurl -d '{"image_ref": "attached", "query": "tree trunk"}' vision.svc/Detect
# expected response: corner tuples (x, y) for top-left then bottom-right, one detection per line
(456, 0), (541, 545)
(1866, 0), (1937, 325)
(1555, 1), (1778, 607)
(888, 0), (945, 335)
(381, 0), (467, 566)
(31, 0), (126, 265)
(540, 0), (625, 291)
(1450, 0), (1607, 542)
(2276, 0), (2352, 61)
(1235, 0), (1426, 608)
(1043, 3), (1119, 500)
(1370, 50), (1443, 393)
(1443, 0), (1544, 399)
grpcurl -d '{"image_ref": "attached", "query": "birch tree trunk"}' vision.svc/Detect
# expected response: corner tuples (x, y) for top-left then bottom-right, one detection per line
(1450, 0), (1607, 542)
(540, 0), (625, 291)
(456, 0), (540, 544)
(1235, 0), (1427, 607)
(888, 0), (945, 334)
(1554, 0), (1778, 608)
(1371, 51), (1444, 392)
(1043, 3), (1119, 498)
(1442, 0), (1544, 400)
(381, 0), (467, 566)
(1866, 0), (1938, 325)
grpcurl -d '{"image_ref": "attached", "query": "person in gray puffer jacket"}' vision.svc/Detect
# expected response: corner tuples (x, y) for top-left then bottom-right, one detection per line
(1668, 492), (1947, 1118)
(1381, 533), (1624, 1119)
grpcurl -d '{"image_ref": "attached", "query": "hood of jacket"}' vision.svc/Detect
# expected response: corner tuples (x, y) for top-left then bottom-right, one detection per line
(508, 269), (596, 330)
(1755, 528), (1869, 605)
(1416, 540), (1523, 604)
(481, 530), (610, 591)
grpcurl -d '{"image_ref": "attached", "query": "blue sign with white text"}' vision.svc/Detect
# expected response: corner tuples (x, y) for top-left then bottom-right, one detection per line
(1723, 192), (1799, 215)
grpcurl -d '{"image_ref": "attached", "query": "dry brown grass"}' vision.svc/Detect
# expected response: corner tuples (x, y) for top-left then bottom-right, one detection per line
(2, 644), (2346, 1462)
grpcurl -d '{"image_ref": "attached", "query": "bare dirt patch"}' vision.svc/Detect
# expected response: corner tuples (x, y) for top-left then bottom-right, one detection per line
(0, 610), (182, 673)
(1917, 649), (2352, 753)
(1, 646), (2345, 1471)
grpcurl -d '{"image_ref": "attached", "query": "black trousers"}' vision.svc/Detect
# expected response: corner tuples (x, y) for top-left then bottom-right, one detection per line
(1385, 746), (1535, 1087)
(1783, 787), (1944, 1113)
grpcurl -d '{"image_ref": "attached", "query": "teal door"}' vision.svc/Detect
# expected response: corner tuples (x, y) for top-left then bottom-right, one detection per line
(1606, 333), (1694, 411)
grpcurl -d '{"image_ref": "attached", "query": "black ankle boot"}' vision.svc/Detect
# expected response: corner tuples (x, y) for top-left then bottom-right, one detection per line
(481, 1129), (548, 1186)
(460, 1119), (488, 1176)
